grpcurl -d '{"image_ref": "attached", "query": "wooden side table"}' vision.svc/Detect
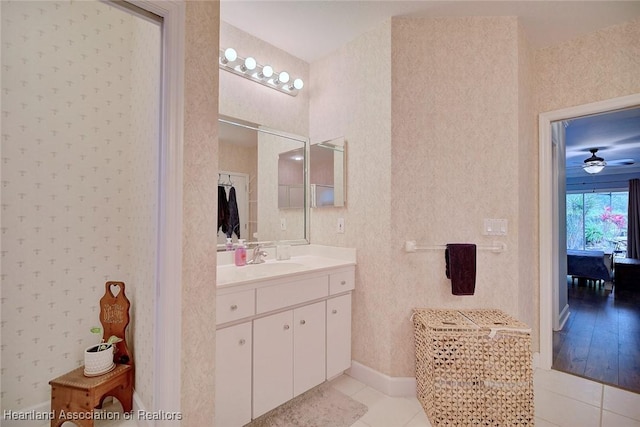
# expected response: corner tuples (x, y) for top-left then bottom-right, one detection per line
(614, 257), (640, 292)
(49, 364), (133, 427)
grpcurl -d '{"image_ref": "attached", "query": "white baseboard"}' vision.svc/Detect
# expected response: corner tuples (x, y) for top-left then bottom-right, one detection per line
(2, 391), (145, 427)
(133, 391), (148, 427)
(346, 360), (417, 397)
(346, 354), (543, 398)
(556, 304), (570, 331)
(532, 351), (541, 369)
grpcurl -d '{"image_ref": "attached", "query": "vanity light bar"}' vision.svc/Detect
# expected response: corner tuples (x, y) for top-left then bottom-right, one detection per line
(219, 48), (304, 97)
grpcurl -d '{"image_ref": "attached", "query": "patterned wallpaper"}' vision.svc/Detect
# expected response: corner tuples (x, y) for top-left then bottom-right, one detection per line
(125, 13), (161, 410)
(389, 17), (521, 376)
(309, 17), (525, 378)
(309, 22), (394, 374)
(516, 23), (538, 350)
(180, 2), (219, 423)
(1, 0), (159, 411)
(535, 17), (640, 114)
(308, 16), (640, 379)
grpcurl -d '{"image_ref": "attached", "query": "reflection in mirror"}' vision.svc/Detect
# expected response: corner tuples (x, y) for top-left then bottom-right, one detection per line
(278, 148), (305, 209)
(310, 137), (346, 208)
(218, 117), (309, 250)
(277, 137), (346, 208)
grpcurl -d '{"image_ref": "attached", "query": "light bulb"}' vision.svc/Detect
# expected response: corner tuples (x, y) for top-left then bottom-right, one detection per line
(223, 48), (237, 63)
(293, 78), (304, 90)
(278, 71), (290, 84)
(261, 65), (273, 79)
(243, 57), (257, 71)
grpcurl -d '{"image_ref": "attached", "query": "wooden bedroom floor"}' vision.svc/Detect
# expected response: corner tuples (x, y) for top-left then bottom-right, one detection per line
(553, 278), (640, 394)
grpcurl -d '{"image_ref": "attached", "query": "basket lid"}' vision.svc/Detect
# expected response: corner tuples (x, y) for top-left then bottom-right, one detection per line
(412, 308), (530, 333)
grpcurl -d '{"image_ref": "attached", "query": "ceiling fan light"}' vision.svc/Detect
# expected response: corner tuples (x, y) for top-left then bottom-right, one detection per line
(583, 161), (606, 174)
(582, 148), (606, 174)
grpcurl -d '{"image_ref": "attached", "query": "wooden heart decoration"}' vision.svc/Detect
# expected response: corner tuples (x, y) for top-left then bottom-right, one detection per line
(110, 283), (121, 297)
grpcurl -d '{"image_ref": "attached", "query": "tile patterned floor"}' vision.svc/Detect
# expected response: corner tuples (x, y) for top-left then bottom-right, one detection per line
(38, 368), (640, 427)
(340, 368), (640, 427)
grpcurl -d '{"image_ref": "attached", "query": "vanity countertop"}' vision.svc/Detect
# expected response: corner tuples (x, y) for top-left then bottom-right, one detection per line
(217, 245), (356, 288)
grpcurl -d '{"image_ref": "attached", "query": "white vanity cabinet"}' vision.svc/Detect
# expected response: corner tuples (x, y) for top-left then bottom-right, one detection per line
(293, 301), (326, 396)
(214, 322), (252, 427)
(215, 264), (355, 426)
(327, 293), (352, 379)
(253, 310), (294, 418)
(253, 301), (326, 418)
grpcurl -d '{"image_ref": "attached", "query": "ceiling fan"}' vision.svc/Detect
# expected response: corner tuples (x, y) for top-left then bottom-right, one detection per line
(582, 148), (606, 174)
(567, 148), (636, 175)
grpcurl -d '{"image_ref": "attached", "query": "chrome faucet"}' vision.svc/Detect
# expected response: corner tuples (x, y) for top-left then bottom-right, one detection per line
(248, 244), (268, 264)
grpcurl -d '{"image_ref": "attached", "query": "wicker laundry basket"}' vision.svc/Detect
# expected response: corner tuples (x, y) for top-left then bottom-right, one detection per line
(412, 309), (534, 426)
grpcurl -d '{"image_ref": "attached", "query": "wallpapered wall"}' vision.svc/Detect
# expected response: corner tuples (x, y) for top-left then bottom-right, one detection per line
(180, 2), (219, 423)
(389, 17), (523, 376)
(516, 23), (538, 351)
(124, 9), (160, 411)
(309, 16), (639, 378)
(309, 22), (395, 372)
(535, 17), (640, 114)
(1, 0), (159, 410)
(308, 17), (527, 377)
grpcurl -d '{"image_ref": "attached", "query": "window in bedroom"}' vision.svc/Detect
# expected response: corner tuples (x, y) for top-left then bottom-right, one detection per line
(566, 191), (628, 252)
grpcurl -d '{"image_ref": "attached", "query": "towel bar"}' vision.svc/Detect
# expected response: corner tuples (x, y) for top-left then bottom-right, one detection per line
(404, 241), (506, 253)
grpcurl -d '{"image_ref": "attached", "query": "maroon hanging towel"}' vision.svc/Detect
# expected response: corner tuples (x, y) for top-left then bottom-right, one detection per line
(445, 243), (477, 295)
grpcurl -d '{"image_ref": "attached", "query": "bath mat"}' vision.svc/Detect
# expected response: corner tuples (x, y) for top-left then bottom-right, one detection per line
(245, 382), (368, 427)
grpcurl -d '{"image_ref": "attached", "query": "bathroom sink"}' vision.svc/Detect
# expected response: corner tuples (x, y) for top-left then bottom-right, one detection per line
(244, 262), (308, 277)
(216, 251), (356, 287)
(217, 261), (311, 285)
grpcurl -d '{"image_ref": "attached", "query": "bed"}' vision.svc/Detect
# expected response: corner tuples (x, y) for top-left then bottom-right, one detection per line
(567, 250), (611, 283)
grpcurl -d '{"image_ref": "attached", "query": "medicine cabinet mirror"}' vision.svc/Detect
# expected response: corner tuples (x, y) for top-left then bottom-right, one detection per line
(280, 137), (347, 208)
(217, 116), (309, 251)
(311, 137), (346, 208)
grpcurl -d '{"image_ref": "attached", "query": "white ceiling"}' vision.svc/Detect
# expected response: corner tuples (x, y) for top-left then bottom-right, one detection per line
(220, 1), (640, 63)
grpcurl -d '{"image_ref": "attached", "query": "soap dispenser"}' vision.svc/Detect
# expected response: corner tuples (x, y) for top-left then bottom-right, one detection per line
(225, 238), (234, 251)
(234, 239), (247, 266)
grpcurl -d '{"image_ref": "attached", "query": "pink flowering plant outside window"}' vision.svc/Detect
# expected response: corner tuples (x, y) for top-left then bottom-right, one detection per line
(599, 205), (627, 253)
(601, 206), (626, 234)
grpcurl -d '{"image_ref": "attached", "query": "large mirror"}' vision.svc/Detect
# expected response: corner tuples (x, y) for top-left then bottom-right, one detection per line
(218, 117), (309, 250)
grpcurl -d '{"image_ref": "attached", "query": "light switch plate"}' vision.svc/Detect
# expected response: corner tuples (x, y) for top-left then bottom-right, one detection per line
(280, 218), (286, 231)
(337, 218), (345, 234)
(483, 218), (507, 236)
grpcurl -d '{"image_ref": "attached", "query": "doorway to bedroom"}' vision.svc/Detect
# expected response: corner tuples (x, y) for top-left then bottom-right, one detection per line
(548, 105), (640, 394)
